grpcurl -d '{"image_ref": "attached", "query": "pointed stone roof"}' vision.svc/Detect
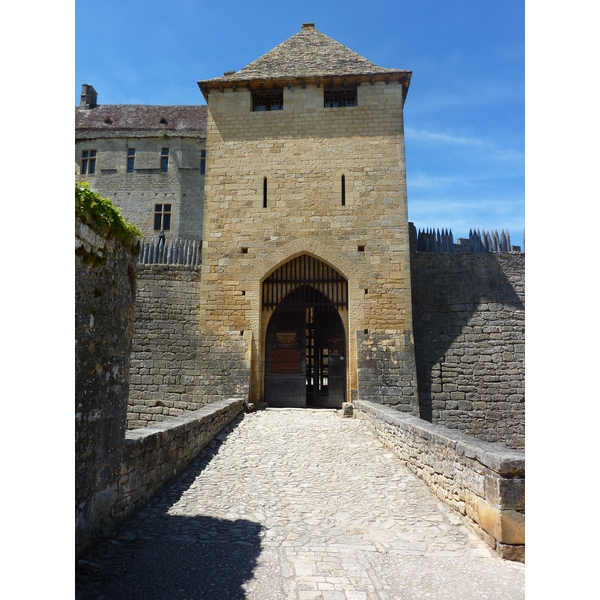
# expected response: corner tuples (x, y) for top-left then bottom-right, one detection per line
(198, 23), (411, 94)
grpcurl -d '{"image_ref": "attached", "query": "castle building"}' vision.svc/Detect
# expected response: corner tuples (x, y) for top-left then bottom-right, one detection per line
(75, 85), (207, 240)
(196, 23), (416, 410)
(76, 24), (524, 448)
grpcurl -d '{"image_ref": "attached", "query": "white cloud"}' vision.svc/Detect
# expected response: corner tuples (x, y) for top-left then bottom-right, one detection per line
(407, 172), (476, 190)
(405, 127), (485, 147)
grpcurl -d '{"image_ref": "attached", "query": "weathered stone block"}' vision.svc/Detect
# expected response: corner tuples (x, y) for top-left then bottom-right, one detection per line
(477, 498), (524, 545)
(484, 475), (524, 510)
(497, 542), (525, 563)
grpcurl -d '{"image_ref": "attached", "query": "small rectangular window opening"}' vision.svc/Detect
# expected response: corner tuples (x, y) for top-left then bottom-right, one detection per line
(200, 150), (206, 175)
(324, 86), (357, 109)
(160, 148), (169, 172)
(252, 89), (284, 112)
(154, 203), (171, 231)
(358, 245), (365, 252)
(263, 177), (268, 208)
(127, 148), (135, 173)
(241, 247), (248, 254)
(82, 149), (97, 175)
(341, 174), (346, 206)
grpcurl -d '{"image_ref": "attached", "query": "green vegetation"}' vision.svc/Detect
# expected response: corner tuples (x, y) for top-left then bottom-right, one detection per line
(76, 181), (141, 248)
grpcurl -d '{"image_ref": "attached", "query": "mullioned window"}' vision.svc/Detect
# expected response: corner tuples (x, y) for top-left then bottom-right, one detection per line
(252, 89), (283, 111)
(81, 149), (97, 175)
(324, 85), (357, 108)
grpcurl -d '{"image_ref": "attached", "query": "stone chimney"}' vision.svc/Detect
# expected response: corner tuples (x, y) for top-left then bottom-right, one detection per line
(80, 84), (98, 109)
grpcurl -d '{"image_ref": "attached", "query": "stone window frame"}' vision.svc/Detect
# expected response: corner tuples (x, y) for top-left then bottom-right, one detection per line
(160, 148), (169, 173)
(126, 148), (135, 173)
(81, 149), (97, 175)
(154, 203), (172, 231)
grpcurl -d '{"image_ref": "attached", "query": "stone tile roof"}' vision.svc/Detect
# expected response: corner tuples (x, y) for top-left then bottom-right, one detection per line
(75, 104), (207, 133)
(199, 24), (410, 85)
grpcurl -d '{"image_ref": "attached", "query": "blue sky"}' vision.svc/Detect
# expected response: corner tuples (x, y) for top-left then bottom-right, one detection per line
(76, 0), (525, 250)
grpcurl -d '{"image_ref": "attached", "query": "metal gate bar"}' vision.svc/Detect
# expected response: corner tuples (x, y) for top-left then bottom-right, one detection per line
(262, 255), (348, 310)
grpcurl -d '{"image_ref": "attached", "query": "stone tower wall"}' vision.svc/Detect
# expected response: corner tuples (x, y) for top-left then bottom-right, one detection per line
(200, 82), (418, 409)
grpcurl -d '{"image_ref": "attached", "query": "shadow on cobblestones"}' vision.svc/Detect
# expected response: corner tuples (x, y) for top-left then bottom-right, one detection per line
(76, 515), (264, 600)
(76, 415), (263, 600)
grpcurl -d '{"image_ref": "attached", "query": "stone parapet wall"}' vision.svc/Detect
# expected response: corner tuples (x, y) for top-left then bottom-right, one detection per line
(128, 265), (250, 428)
(410, 252), (525, 448)
(355, 400), (524, 562)
(114, 397), (244, 526)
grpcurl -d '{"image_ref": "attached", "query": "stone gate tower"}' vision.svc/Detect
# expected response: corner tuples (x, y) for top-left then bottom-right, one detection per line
(198, 23), (418, 412)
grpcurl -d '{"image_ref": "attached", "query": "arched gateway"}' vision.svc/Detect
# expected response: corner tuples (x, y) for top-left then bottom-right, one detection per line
(263, 255), (347, 408)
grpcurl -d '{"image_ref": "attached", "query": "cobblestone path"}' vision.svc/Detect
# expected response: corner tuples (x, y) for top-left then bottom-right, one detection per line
(76, 409), (525, 600)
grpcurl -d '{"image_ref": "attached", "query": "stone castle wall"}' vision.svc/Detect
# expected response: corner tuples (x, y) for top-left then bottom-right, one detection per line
(127, 249), (524, 448)
(410, 252), (525, 448)
(75, 218), (138, 556)
(201, 82), (417, 410)
(127, 264), (249, 428)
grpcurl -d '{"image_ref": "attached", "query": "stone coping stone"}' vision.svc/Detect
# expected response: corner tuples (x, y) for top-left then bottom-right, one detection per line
(124, 397), (244, 445)
(355, 400), (524, 476)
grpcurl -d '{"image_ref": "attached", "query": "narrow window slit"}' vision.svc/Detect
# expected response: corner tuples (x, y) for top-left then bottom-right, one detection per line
(263, 177), (268, 208)
(341, 174), (346, 206)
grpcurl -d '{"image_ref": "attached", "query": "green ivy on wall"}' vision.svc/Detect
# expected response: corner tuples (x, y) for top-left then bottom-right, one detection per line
(76, 181), (141, 249)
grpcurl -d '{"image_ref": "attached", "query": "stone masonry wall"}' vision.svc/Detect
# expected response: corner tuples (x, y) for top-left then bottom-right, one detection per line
(202, 82), (417, 407)
(128, 265), (249, 428)
(114, 398), (244, 525)
(410, 252), (525, 448)
(75, 219), (138, 557)
(357, 328), (418, 413)
(355, 400), (525, 562)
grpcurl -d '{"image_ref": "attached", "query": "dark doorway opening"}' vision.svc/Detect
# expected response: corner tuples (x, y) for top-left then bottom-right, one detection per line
(305, 303), (346, 408)
(263, 256), (347, 408)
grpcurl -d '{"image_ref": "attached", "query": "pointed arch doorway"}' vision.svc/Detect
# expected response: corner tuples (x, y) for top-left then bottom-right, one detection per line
(263, 255), (348, 408)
